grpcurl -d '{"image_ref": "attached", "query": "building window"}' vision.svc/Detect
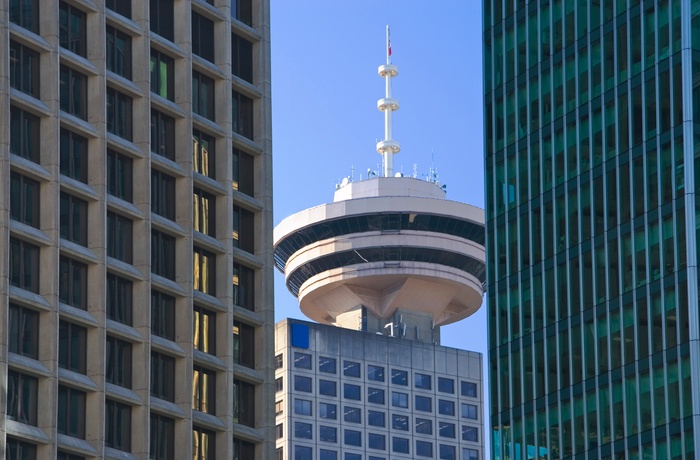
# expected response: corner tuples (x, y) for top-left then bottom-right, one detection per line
(106, 335), (132, 388)
(392, 437), (409, 455)
(345, 454), (361, 460)
(294, 446), (312, 460)
(368, 433), (385, 450)
(105, 400), (131, 451)
(151, 110), (175, 159)
(461, 403), (478, 420)
(10, 0), (39, 33)
(344, 383), (361, 401)
(150, 414), (174, 460)
(53, 202), (81, 249)
(392, 369), (408, 385)
(10, 172), (39, 228)
(415, 373), (431, 390)
(294, 375), (312, 393)
(151, 351), (175, 401)
(232, 90), (253, 139)
(193, 247), (216, 295)
(275, 399), (283, 415)
(391, 391), (408, 408)
(461, 381), (477, 398)
(415, 395), (432, 412)
(60, 129), (88, 182)
(232, 148), (254, 196)
(319, 425), (337, 443)
(151, 290), (175, 340)
(294, 352), (311, 369)
(320, 449), (337, 460)
(344, 429), (362, 447)
(438, 377), (454, 394)
(276, 377), (282, 393)
(7, 370), (37, 425)
(192, 71), (215, 121)
(275, 354), (283, 369)
(193, 188), (214, 236)
(57, 452), (84, 460)
(232, 205), (254, 253)
(106, 0), (130, 17)
(107, 87), (133, 141)
(150, 0), (173, 41)
(233, 263), (254, 310)
(60, 66), (87, 119)
(368, 364), (384, 382)
(439, 422), (456, 438)
(233, 439), (255, 460)
(295, 421), (312, 439)
(107, 274), (132, 325)
(10, 106), (39, 162)
(192, 427), (215, 460)
(367, 387), (385, 405)
(107, 149), (133, 201)
(317, 356), (336, 373)
(416, 417), (432, 435)
(319, 379), (336, 397)
(7, 438), (37, 459)
(233, 320), (255, 368)
(193, 306), (216, 354)
(192, 12), (214, 62)
(232, 0), (252, 26)
(462, 425), (478, 442)
(150, 49), (174, 100)
(276, 423), (284, 439)
(10, 41), (39, 97)
(57, 385), (86, 438)
(151, 169), (175, 220)
(151, 230), (175, 279)
(59, 256), (87, 309)
(294, 398), (312, 416)
(344, 360), (360, 378)
(9, 238), (39, 293)
(440, 445), (456, 460)
(58, 320), (86, 373)
(367, 410), (385, 427)
(344, 406), (361, 423)
(231, 33), (253, 83)
(416, 441), (433, 458)
(59, 2), (86, 57)
(192, 366), (215, 414)
(439, 399), (455, 416)
(192, 129), (215, 178)
(225, 383), (245, 424)
(8, 304), (38, 359)
(392, 414), (408, 431)
(462, 448), (479, 460)
(106, 25), (132, 79)
(319, 402), (337, 420)
(107, 212), (133, 263)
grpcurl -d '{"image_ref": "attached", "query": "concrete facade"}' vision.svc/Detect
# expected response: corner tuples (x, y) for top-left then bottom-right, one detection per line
(1, 0), (275, 458)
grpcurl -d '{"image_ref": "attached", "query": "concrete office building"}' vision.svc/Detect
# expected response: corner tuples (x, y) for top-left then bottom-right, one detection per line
(1, 0), (274, 458)
(484, 1), (696, 458)
(273, 30), (487, 460)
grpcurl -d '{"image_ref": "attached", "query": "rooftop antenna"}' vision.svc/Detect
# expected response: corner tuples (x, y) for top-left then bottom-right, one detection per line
(376, 25), (400, 177)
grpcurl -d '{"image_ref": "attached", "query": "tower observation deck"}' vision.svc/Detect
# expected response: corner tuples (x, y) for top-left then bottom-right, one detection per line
(274, 27), (485, 341)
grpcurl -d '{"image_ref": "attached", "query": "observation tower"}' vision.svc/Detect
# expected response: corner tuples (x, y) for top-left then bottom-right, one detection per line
(274, 26), (485, 343)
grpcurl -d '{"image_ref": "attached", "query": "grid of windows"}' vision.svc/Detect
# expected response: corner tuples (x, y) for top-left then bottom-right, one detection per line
(485, 2), (692, 458)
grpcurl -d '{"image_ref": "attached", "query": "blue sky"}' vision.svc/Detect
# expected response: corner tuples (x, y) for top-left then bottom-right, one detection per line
(270, 1), (489, 448)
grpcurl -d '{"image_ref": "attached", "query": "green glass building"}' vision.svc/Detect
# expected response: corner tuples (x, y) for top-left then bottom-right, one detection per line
(484, 1), (699, 458)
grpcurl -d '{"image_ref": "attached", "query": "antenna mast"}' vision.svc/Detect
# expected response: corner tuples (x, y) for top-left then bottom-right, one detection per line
(376, 25), (400, 177)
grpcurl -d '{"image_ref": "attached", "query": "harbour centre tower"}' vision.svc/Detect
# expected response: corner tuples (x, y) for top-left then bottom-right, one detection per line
(484, 1), (698, 458)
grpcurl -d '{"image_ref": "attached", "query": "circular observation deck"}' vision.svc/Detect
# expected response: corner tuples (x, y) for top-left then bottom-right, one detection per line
(274, 177), (486, 327)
